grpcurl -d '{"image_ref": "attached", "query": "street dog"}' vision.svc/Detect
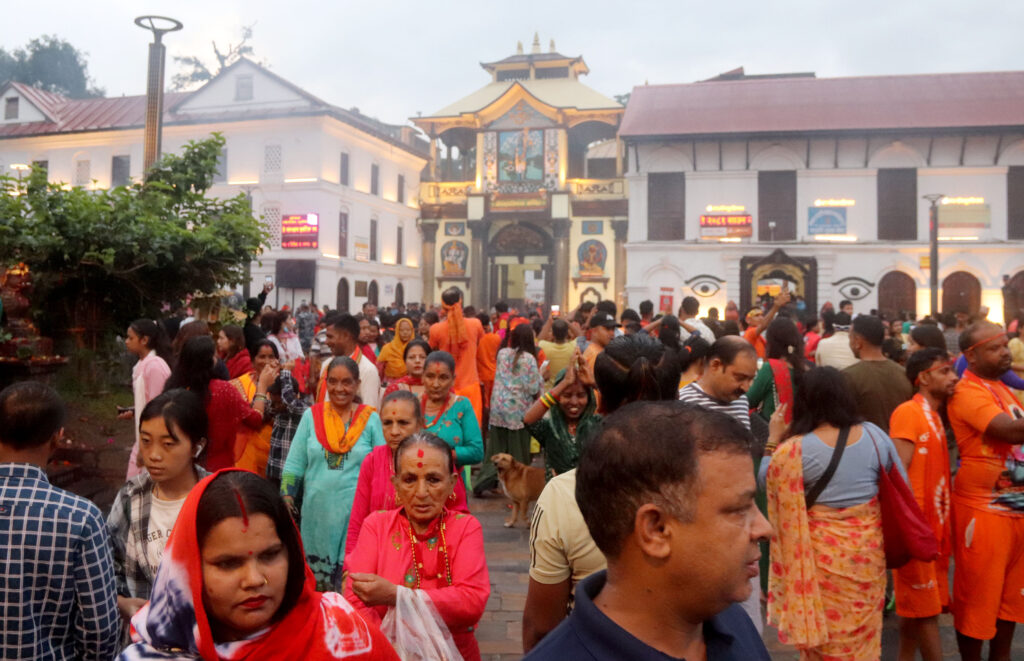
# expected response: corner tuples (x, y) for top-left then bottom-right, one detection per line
(491, 453), (547, 527)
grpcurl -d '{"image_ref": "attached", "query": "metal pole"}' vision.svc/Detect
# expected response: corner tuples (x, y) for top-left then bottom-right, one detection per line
(135, 16), (183, 177)
(923, 194), (945, 318)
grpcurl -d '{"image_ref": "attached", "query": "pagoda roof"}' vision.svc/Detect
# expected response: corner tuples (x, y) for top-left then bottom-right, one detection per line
(422, 78), (621, 121)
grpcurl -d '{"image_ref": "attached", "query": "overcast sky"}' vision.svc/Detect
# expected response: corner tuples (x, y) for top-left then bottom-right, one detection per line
(6, 0), (1024, 126)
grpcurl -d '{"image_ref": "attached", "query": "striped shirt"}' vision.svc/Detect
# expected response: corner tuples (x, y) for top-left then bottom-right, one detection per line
(678, 382), (751, 430)
(0, 463), (119, 661)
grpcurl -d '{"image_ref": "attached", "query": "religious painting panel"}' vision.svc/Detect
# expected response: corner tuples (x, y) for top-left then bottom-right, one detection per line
(499, 129), (544, 182)
(440, 240), (469, 277)
(444, 222), (466, 237)
(739, 249), (817, 314)
(581, 220), (603, 235)
(488, 100), (556, 130)
(483, 132), (498, 192)
(577, 239), (608, 278)
(544, 129), (559, 189)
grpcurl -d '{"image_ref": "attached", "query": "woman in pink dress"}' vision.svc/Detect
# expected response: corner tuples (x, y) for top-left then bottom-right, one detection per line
(344, 432), (489, 661)
(123, 319), (172, 480)
(345, 390), (469, 558)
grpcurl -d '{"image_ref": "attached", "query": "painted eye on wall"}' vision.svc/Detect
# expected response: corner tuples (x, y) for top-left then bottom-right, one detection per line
(685, 274), (725, 298)
(832, 276), (875, 301)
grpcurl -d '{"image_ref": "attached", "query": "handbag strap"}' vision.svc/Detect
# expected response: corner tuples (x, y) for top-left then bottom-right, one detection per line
(805, 426), (850, 508)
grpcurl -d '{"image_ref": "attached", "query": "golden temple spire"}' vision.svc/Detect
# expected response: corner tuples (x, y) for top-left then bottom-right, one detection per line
(516, 40), (524, 55)
(531, 32), (541, 54)
(549, 39), (556, 53)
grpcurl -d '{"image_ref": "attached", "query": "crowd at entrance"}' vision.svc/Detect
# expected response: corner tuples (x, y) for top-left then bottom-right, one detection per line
(3, 278), (1024, 660)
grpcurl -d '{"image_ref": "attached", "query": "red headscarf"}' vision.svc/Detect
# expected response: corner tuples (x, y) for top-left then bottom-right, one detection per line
(123, 469), (398, 661)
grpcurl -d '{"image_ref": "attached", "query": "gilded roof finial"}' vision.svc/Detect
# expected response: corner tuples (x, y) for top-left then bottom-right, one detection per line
(531, 32), (541, 54)
(549, 39), (556, 53)
(516, 41), (524, 54)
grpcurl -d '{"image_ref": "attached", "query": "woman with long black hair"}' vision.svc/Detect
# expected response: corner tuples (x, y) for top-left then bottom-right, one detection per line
(164, 336), (267, 471)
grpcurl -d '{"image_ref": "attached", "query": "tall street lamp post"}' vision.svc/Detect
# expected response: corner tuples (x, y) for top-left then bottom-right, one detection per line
(134, 16), (183, 176)
(923, 193), (945, 318)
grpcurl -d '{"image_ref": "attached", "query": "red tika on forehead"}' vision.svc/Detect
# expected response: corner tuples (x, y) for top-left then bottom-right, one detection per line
(416, 448), (425, 458)
(234, 490), (249, 529)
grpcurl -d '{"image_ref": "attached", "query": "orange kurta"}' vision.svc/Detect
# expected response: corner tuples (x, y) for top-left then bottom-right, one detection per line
(430, 316), (485, 423)
(476, 332), (501, 413)
(947, 370), (1024, 639)
(889, 395), (951, 618)
(231, 373), (273, 476)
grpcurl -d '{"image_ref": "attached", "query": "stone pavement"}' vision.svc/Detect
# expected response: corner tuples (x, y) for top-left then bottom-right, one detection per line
(469, 493), (1024, 660)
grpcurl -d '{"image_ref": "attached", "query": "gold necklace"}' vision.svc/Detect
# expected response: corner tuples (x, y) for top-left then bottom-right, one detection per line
(406, 513), (452, 589)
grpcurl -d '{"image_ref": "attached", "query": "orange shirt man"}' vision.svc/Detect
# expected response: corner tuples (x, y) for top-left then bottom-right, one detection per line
(429, 288), (485, 424)
(742, 291), (790, 359)
(946, 323), (1024, 659)
(476, 324), (502, 425)
(889, 348), (958, 659)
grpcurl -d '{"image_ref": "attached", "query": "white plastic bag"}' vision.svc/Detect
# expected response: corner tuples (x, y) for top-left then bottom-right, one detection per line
(380, 585), (464, 661)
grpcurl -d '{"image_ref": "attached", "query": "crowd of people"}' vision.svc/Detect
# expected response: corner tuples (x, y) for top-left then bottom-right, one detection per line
(2, 280), (1024, 660)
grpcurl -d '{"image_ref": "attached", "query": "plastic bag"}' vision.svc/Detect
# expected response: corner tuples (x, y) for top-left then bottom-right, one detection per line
(380, 586), (464, 661)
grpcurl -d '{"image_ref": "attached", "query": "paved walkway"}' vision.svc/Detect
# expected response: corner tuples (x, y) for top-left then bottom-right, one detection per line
(469, 493), (1024, 660)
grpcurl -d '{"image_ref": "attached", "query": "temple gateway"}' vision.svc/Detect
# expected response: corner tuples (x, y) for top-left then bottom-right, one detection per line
(414, 35), (628, 309)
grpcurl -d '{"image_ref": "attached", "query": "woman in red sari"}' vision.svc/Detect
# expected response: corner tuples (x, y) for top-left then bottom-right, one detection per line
(344, 432), (490, 661)
(120, 469), (397, 660)
(382, 338), (430, 398)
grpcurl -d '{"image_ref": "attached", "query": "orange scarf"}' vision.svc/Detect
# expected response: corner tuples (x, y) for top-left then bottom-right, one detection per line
(378, 318), (413, 380)
(312, 402), (374, 456)
(316, 347), (362, 403)
(443, 301), (468, 355)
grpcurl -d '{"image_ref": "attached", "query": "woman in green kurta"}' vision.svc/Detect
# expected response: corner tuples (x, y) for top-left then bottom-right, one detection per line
(523, 354), (601, 480)
(281, 356), (384, 590)
(420, 351), (483, 500)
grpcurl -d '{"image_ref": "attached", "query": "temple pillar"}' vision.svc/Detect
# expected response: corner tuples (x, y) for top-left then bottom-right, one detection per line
(612, 220), (629, 308)
(467, 220), (489, 307)
(419, 221), (438, 306)
(428, 130), (438, 181)
(552, 218), (571, 310)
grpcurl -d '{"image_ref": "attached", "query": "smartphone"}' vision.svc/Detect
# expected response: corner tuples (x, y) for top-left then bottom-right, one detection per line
(551, 305), (560, 317)
(264, 275), (273, 284)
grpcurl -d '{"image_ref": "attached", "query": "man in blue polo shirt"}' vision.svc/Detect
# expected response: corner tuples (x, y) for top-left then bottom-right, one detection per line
(525, 401), (772, 660)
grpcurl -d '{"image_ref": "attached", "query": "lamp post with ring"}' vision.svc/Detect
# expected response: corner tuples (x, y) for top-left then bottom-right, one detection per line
(134, 16), (183, 176)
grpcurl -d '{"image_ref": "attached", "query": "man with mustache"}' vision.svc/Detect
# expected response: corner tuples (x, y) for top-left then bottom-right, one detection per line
(677, 335), (762, 632)
(525, 401), (772, 660)
(947, 322), (1024, 661)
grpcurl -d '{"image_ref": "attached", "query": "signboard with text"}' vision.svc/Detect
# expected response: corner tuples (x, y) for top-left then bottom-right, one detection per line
(354, 239), (370, 262)
(699, 214), (752, 238)
(807, 207), (847, 235)
(281, 213), (319, 249)
(938, 204), (990, 229)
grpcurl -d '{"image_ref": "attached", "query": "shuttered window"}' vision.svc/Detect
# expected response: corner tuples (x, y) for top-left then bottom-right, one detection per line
(647, 173), (685, 240)
(1008, 166), (1024, 240)
(877, 168), (918, 241)
(758, 171), (796, 241)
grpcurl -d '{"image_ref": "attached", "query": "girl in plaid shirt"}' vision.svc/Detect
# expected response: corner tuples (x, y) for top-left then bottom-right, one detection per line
(107, 389), (210, 628)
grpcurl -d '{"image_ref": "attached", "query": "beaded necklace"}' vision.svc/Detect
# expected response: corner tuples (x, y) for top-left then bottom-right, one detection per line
(406, 512), (452, 588)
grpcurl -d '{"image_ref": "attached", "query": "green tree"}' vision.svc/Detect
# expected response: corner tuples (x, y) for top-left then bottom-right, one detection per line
(171, 24), (259, 91)
(0, 134), (265, 341)
(0, 35), (104, 98)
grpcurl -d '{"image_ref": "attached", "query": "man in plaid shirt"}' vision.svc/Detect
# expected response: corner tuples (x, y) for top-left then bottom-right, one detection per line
(0, 382), (119, 660)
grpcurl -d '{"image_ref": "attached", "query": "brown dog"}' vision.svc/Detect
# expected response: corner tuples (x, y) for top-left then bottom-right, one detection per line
(491, 453), (548, 527)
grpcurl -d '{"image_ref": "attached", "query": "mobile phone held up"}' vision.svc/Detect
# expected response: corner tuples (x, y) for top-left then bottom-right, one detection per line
(551, 305), (560, 317)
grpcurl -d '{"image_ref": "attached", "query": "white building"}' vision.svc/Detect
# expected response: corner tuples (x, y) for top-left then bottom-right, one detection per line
(619, 68), (1024, 324)
(0, 58), (428, 311)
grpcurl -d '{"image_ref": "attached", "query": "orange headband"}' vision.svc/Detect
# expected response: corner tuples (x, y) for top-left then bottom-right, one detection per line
(965, 332), (1002, 354)
(914, 359), (951, 386)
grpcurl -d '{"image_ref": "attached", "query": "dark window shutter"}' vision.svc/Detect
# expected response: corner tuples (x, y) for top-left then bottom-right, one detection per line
(1008, 166), (1024, 240)
(757, 171), (796, 240)
(647, 173), (686, 240)
(877, 168), (918, 241)
(340, 153), (349, 186)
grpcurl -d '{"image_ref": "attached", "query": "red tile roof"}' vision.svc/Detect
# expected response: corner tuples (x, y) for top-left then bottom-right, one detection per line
(0, 84), (190, 138)
(619, 71), (1024, 138)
